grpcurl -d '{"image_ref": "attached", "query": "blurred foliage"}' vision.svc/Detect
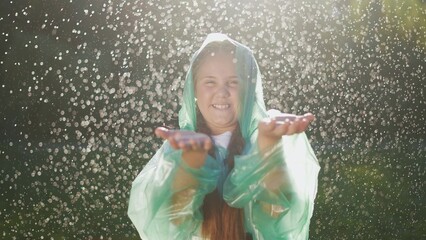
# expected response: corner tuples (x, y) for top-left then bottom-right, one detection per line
(348, 0), (426, 48)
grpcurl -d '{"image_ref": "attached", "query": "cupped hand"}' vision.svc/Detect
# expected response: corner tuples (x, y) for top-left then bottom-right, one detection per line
(155, 127), (212, 152)
(258, 112), (315, 139)
(258, 112), (315, 152)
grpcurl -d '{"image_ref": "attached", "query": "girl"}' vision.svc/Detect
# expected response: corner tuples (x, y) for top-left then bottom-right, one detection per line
(128, 33), (320, 240)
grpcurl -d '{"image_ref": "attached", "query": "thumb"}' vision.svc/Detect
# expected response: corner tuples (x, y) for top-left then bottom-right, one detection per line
(155, 127), (172, 139)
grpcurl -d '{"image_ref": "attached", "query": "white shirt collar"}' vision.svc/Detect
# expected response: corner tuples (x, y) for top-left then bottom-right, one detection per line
(211, 131), (232, 149)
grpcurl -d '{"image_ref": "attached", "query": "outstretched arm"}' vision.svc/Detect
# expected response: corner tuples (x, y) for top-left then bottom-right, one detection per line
(155, 127), (217, 224)
(255, 111), (315, 214)
(224, 111), (320, 239)
(224, 111), (316, 206)
(128, 127), (219, 239)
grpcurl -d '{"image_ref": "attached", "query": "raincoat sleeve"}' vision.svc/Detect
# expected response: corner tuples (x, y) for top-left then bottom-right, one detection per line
(223, 132), (320, 239)
(128, 141), (221, 240)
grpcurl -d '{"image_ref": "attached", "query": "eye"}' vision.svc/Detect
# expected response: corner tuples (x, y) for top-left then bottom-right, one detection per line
(204, 79), (216, 86)
(229, 79), (239, 86)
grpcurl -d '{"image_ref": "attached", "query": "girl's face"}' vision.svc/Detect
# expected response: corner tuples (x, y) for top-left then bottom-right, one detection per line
(195, 52), (239, 135)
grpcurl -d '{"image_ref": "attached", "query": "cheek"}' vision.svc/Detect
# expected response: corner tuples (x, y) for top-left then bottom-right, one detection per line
(195, 86), (210, 105)
(194, 84), (202, 100)
(230, 89), (240, 105)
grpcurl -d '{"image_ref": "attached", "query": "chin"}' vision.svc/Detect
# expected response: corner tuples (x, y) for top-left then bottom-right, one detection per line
(215, 121), (237, 128)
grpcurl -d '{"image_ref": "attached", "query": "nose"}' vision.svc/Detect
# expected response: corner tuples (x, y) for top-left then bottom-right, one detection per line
(216, 84), (231, 97)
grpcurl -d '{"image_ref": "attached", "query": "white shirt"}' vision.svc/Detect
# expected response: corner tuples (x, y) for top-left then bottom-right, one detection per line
(211, 131), (232, 149)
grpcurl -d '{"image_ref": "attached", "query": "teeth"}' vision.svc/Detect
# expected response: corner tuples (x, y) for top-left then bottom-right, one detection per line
(213, 104), (230, 109)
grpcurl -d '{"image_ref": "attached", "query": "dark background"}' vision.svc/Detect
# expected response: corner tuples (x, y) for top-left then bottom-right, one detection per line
(1, 0), (425, 239)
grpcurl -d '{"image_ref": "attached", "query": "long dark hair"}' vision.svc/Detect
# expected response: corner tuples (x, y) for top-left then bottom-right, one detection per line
(193, 40), (251, 240)
(197, 110), (247, 240)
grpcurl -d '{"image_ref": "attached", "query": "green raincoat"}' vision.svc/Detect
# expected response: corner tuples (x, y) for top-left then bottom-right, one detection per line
(128, 33), (320, 239)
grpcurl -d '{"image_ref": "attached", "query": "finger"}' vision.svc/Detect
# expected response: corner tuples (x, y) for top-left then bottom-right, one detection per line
(155, 127), (170, 139)
(189, 138), (199, 150)
(287, 119), (299, 135)
(203, 137), (212, 151)
(259, 118), (276, 133)
(179, 136), (195, 151)
(275, 114), (297, 123)
(168, 136), (179, 149)
(196, 135), (211, 150)
(295, 118), (309, 133)
(275, 121), (290, 136)
(295, 118), (304, 132)
(303, 113), (315, 122)
(178, 139), (189, 150)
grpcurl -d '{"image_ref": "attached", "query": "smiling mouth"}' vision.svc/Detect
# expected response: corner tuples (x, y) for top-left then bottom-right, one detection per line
(212, 104), (230, 109)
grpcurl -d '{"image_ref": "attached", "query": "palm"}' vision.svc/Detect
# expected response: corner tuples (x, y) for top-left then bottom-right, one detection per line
(155, 127), (212, 151)
(258, 112), (315, 139)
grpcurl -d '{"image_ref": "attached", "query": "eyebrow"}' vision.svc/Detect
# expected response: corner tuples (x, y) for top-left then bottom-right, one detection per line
(201, 76), (216, 79)
(198, 75), (239, 81)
